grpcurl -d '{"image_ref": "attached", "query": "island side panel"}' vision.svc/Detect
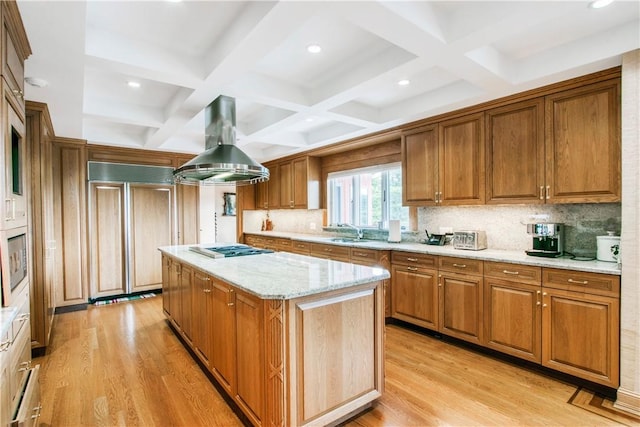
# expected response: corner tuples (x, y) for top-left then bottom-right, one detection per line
(265, 299), (286, 427)
(286, 281), (384, 427)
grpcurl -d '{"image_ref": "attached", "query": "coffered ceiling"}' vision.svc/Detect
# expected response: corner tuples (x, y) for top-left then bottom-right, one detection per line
(17, 1), (640, 163)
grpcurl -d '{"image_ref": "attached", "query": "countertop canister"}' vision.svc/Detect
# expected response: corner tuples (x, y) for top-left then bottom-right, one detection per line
(596, 232), (620, 263)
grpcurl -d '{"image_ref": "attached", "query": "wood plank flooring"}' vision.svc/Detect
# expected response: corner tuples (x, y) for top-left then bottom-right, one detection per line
(34, 296), (638, 427)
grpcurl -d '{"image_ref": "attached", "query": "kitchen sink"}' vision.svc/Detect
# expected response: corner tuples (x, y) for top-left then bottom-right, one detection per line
(330, 237), (370, 243)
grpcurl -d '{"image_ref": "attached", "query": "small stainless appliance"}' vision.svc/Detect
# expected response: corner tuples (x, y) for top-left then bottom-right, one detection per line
(452, 230), (487, 250)
(189, 244), (273, 259)
(526, 223), (564, 257)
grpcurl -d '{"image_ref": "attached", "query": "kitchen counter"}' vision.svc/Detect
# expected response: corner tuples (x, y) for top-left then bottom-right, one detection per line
(159, 245), (386, 427)
(244, 231), (622, 275)
(158, 245), (390, 299)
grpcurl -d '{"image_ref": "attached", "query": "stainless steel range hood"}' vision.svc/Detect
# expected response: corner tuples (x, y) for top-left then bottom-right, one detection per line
(173, 95), (269, 185)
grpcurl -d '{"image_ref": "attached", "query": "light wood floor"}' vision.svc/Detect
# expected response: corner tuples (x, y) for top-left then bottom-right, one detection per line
(34, 296), (637, 427)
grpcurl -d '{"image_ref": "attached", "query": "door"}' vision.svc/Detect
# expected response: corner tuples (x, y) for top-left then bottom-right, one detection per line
(89, 183), (126, 298)
(484, 278), (541, 362)
(439, 272), (484, 345)
(545, 80), (620, 203)
(391, 265), (439, 330)
(541, 287), (619, 387)
(402, 125), (438, 205)
(439, 113), (485, 205)
(130, 184), (174, 293)
(486, 98), (545, 204)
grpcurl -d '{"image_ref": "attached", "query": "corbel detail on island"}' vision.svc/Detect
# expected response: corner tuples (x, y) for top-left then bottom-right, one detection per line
(265, 299), (286, 427)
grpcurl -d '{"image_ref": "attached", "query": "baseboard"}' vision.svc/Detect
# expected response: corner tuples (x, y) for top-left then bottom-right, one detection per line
(615, 389), (640, 417)
(55, 303), (88, 314)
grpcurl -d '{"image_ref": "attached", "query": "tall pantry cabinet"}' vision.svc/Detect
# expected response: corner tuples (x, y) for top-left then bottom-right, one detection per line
(1, 2), (42, 426)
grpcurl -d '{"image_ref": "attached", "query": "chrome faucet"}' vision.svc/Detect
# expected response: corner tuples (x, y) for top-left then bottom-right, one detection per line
(339, 223), (364, 240)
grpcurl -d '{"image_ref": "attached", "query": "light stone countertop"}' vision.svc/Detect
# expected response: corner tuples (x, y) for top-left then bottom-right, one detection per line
(244, 231), (622, 276)
(158, 245), (391, 300)
(0, 306), (18, 341)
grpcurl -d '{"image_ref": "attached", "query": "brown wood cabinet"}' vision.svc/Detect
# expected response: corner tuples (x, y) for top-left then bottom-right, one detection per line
(25, 102), (56, 352)
(391, 251), (438, 329)
(485, 98), (545, 204)
(350, 247), (391, 317)
(289, 240), (311, 255)
(541, 268), (620, 387)
(257, 156), (320, 210)
(438, 257), (484, 345)
(255, 180), (269, 210)
(191, 271), (212, 364)
(176, 184), (199, 245)
(210, 278), (236, 395)
(545, 79), (621, 203)
(161, 255), (171, 317)
(2, 80), (27, 229)
(483, 262), (542, 362)
(402, 113), (484, 206)
(309, 242), (351, 262)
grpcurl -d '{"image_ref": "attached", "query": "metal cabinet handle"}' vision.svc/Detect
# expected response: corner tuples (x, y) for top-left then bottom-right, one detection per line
(407, 266), (418, 271)
(568, 278), (588, 285)
(353, 252), (369, 257)
(502, 270), (519, 275)
(453, 263), (467, 268)
(325, 248), (333, 252)
(539, 186), (544, 200)
(545, 185), (550, 200)
(536, 290), (541, 306)
(407, 257), (418, 262)
(203, 289), (211, 293)
(12, 89), (24, 99)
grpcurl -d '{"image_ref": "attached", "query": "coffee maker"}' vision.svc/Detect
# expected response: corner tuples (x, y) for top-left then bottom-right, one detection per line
(526, 223), (564, 257)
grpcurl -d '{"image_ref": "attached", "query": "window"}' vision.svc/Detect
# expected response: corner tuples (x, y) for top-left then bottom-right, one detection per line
(327, 163), (409, 229)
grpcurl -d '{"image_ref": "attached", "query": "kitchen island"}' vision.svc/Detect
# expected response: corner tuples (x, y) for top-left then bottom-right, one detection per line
(158, 245), (389, 427)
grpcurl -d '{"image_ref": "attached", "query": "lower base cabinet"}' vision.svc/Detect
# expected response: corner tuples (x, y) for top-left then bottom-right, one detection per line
(163, 254), (384, 426)
(391, 257), (620, 388)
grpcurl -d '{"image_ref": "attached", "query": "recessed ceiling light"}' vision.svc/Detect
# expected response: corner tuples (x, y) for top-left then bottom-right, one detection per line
(307, 44), (322, 54)
(397, 79), (410, 86)
(25, 76), (49, 88)
(589, 0), (614, 8)
(305, 117), (315, 122)
(127, 81), (141, 89)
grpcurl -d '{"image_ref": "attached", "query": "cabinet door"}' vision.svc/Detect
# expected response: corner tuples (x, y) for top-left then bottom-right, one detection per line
(486, 99), (545, 204)
(545, 80), (620, 203)
(2, 87), (27, 229)
(292, 158), (309, 209)
(542, 287), (619, 387)
(211, 280), (236, 394)
(235, 291), (264, 424)
(391, 265), (439, 330)
(267, 164), (280, 209)
(484, 278), (541, 362)
(130, 185), (174, 292)
(192, 272), (212, 364)
(279, 161), (293, 208)
(439, 272), (483, 345)
(176, 184), (199, 245)
(402, 125), (438, 205)
(255, 181), (269, 209)
(439, 113), (485, 205)
(169, 262), (182, 328)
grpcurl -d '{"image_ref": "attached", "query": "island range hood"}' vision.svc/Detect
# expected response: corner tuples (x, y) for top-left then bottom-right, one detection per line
(173, 95), (270, 185)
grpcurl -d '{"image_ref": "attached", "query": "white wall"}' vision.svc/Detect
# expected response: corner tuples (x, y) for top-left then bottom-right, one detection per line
(198, 185), (237, 244)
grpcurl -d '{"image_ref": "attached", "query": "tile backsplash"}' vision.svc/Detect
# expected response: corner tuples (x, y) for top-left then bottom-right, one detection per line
(244, 203), (621, 256)
(417, 203), (621, 255)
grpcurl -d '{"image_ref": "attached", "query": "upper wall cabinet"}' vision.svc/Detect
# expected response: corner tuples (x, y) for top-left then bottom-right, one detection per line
(1, 81), (26, 229)
(402, 113), (485, 206)
(486, 98), (545, 204)
(544, 79), (621, 204)
(257, 156), (320, 210)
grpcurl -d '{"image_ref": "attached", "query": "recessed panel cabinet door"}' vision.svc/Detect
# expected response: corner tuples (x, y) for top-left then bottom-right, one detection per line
(402, 125), (438, 205)
(545, 80), (620, 203)
(542, 288), (619, 387)
(391, 265), (439, 330)
(130, 184), (174, 293)
(89, 183), (126, 298)
(486, 98), (545, 204)
(439, 113), (485, 205)
(439, 272), (483, 345)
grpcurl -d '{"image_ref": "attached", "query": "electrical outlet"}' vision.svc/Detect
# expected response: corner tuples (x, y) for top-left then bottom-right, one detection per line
(309, 222), (316, 230)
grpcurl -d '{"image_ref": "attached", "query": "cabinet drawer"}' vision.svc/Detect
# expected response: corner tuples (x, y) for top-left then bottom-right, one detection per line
(542, 268), (620, 297)
(11, 291), (30, 340)
(244, 235), (263, 247)
(391, 251), (437, 268)
(10, 319), (31, 412)
(11, 365), (41, 427)
(438, 256), (483, 275)
(275, 238), (291, 250)
(484, 261), (541, 285)
(309, 243), (350, 261)
(289, 240), (311, 255)
(350, 248), (379, 265)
